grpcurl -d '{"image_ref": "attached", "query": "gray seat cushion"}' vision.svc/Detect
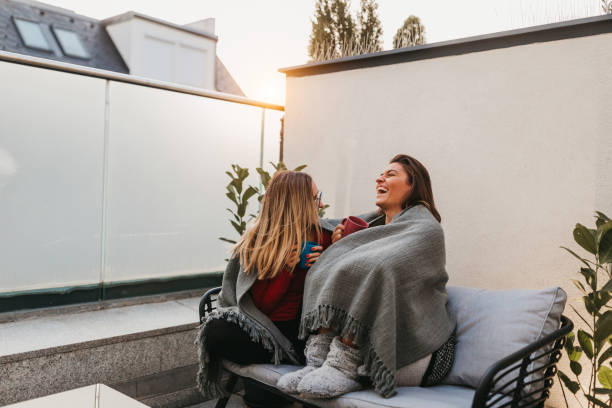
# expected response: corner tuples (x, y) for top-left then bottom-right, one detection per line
(222, 361), (475, 408)
(442, 286), (566, 389)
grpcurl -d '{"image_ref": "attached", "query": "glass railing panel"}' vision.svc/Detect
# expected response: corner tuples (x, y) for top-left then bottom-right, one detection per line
(104, 81), (268, 283)
(0, 61), (106, 295)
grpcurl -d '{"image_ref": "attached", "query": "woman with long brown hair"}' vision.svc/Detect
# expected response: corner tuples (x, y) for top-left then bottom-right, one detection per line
(277, 154), (456, 399)
(198, 170), (330, 407)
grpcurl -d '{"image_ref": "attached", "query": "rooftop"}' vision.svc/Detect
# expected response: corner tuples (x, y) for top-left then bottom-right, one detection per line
(0, 0), (128, 73)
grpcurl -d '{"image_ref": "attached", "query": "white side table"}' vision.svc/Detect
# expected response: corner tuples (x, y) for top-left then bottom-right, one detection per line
(5, 384), (148, 407)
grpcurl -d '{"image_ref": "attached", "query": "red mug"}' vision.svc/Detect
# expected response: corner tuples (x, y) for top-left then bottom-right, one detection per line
(341, 216), (368, 237)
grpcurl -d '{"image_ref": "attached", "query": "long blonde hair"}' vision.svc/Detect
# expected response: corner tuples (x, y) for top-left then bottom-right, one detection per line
(234, 171), (321, 279)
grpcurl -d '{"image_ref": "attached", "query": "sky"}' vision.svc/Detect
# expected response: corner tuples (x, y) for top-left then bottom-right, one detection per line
(37, 0), (604, 105)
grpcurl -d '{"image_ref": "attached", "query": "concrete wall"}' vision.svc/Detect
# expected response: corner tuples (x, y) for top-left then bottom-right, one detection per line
(284, 31), (612, 406)
(0, 59), (282, 294)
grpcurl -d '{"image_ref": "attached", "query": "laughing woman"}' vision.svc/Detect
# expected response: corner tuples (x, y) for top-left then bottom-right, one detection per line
(277, 154), (456, 399)
(197, 170), (330, 407)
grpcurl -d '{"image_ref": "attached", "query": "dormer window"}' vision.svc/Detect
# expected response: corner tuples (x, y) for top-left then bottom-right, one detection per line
(13, 18), (51, 51)
(52, 27), (90, 59)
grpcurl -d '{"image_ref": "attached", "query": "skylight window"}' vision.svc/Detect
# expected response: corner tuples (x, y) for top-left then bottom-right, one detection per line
(52, 27), (90, 59)
(14, 18), (51, 51)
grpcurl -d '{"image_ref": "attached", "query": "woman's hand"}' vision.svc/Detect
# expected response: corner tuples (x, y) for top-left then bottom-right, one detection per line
(306, 246), (323, 267)
(331, 224), (345, 244)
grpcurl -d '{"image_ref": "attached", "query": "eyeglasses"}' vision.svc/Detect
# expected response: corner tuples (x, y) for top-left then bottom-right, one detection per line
(314, 191), (322, 208)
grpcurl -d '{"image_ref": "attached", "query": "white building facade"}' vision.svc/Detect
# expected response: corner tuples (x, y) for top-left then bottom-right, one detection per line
(105, 13), (218, 90)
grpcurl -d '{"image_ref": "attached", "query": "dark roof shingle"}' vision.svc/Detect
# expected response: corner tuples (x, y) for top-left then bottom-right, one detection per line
(0, 0), (128, 73)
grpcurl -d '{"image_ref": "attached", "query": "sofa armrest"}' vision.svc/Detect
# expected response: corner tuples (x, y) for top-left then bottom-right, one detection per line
(471, 315), (574, 408)
(199, 286), (222, 323)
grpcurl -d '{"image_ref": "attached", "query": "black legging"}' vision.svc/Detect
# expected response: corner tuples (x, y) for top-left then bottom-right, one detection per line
(205, 317), (305, 364)
(204, 317), (306, 407)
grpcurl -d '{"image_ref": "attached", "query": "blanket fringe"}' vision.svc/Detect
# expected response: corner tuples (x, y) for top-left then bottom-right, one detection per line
(195, 309), (286, 398)
(300, 305), (397, 398)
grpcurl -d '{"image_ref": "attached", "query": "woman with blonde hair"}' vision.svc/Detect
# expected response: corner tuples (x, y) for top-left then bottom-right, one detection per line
(197, 170), (330, 407)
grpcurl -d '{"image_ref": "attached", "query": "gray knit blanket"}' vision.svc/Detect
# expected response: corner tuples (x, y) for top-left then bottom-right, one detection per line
(301, 205), (456, 398)
(196, 257), (301, 398)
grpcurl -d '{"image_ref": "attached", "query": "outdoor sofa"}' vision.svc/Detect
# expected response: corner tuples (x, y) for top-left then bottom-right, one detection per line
(199, 286), (572, 408)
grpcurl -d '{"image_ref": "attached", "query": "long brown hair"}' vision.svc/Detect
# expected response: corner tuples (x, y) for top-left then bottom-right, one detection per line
(234, 171), (321, 279)
(390, 154), (441, 222)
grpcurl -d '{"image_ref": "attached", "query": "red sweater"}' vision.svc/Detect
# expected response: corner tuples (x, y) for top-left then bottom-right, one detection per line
(251, 231), (332, 321)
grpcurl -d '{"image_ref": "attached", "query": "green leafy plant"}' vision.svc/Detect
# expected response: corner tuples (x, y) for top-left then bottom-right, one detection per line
(558, 211), (612, 408)
(219, 164), (258, 244)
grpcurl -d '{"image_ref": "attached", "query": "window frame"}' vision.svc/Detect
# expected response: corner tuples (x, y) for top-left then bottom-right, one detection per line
(12, 17), (52, 52)
(51, 25), (90, 60)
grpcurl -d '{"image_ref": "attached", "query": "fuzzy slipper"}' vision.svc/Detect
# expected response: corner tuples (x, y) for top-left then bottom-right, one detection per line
(276, 331), (334, 394)
(297, 336), (363, 399)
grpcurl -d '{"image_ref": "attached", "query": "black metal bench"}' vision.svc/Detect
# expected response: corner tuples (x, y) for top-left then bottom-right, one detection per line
(199, 287), (573, 408)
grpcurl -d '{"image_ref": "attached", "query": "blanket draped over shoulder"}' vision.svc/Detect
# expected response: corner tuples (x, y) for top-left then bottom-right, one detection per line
(196, 258), (301, 398)
(302, 205), (456, 398)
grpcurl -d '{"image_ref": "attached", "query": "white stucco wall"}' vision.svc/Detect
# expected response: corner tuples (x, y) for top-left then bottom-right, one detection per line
(284, 32), (612, 406)
(285, 32), (612, 290)
(106, 16), (217, 90)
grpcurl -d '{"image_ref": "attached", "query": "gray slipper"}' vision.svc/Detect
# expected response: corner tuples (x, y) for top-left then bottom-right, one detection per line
(276, 331), (334, 394)
(296, 336), (363, 398)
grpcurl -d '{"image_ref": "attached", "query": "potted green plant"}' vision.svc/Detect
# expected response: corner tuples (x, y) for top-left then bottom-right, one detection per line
(559, 211), (612, 408)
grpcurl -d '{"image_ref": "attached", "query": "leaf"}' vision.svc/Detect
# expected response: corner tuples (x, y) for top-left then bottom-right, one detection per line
(572, 279), (587, 294)
(237, 201), (247, 218)
(561, 246), (592, 267)
(598, 221), (612, 264)
(579, 329), (594, 359)
(255, 168), (271, 187)
(231, 212), (241, 223)
(319, 203), (330, 218)
(580, 267), (597, 290)
(564, 332), (575, 354)
(586, 395), (609, 408)
(230, 220), (242, 234)
(558, 371), (580, 394)
(585, 294), (597, 315)
(595, 311), (612, 351)
(584, 292), (610, 316)
(596, 292), (612, 313)
(574, 223), (597, 254)
(271, 161), (287, 171)
(569, 346), (582, 362)
(601, 279), (612, 293)
(599, 347), (612, 365)
(225, 191), (238, 205)
(218, 237), (236, 244)
(293, 164), (307, 171)
(570, 360), (582, 375)
(242, 186), (258, 203)
(230, 178), (243, 195)
(596, 211), (611, 229)
(594, 387), (612, 395)
(599, 366), (612, 389)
